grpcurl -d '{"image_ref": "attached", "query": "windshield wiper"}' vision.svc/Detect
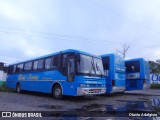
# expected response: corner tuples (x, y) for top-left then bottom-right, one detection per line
(88, 61), (95, 76)
(96, 63), (103, 77)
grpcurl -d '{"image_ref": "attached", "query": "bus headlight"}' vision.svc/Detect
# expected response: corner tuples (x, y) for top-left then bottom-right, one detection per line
(80, 84), (90, 87)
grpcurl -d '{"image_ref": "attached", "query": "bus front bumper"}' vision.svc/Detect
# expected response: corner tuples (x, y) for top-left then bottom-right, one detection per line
(77, 87), (106, 96)
(110, 86), (126, 93)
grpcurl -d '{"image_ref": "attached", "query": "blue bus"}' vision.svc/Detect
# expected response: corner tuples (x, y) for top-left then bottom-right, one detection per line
(101, 54), (126, 94)
(6, 49), (106, 99)
(125, 58), (150, 91)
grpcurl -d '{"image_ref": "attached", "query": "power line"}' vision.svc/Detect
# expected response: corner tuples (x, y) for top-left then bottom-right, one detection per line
(87, 0), (160, 35)
(0, 26), (159, 60)
(0, 27), (159, 49)
(0, 27), (122, 45)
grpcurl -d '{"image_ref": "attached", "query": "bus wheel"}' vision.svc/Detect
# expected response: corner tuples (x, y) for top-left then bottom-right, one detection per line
(53, 85), (63, 99)
(16, 83), (21, 93)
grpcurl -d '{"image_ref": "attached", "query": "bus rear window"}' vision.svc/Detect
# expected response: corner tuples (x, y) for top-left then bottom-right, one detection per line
(125, 61), (140, 72)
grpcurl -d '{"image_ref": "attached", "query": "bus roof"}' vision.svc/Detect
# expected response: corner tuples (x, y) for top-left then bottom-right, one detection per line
(125, 58), (146, 62)
(101, 53), (114, 58)
(100, 53), (123, 59)
(9, 49), (101, 66)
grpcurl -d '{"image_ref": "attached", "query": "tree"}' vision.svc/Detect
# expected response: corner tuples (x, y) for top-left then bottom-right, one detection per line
(149, 60), (160, 73)
(116, 43), (130, 59)
(156, 59), (160, 64)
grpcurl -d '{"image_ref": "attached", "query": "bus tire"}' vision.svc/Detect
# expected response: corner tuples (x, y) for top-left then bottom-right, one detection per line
(52, 85), (63, 99)
(16, 83), (22, 94)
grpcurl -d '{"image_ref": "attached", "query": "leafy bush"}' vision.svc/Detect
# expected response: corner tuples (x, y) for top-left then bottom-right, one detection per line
(150, 84), (160, 89)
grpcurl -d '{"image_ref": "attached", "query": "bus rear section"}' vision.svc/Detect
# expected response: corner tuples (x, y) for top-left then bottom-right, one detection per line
(6, 49), (106, 99)
(125, 58), (150, 91)
(101, 54), (126, 94)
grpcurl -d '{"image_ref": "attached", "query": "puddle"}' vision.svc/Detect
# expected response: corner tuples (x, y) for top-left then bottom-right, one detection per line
(70, 101), (146, 117)
(72, 98), (160, 116)
(108, 100), (152, 112)
(150, 98), (160, 115)
(151, 98), (160, 107)
(39, 98), (160, 119)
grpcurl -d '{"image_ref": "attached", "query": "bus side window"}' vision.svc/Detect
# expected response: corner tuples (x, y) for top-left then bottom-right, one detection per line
(19, 64), (24, 72)
(102, 57), (109, 76)
(16, 64), (24, 73)
(45, 58), (51, 69)
(8, 66), (13, 74)
(24, 62), (33, 71)
(33, 61), (38, 70)
(68, 58), (75, 82)
(61, 54), (67, 75)
(51, 55), (58, 68)
(15, 65), (19, 73)
(102, 57), (109, 70)
(37, 59), (44, 70)
(13, 65), (16, 73)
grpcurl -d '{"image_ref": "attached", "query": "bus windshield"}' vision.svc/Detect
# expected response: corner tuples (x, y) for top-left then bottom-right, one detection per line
(126, 61), (140, 73)
(77, 54), (105, 76)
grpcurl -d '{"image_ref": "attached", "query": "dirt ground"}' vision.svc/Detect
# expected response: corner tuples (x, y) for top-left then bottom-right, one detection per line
(0, 89), (159, 120)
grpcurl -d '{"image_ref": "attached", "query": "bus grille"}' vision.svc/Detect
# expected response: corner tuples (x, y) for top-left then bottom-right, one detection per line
(89, 89), (101, 94)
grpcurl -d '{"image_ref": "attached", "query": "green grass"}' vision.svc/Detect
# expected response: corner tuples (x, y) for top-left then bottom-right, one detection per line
(150, 84), (160, 89)
(0, 82), (14, 92)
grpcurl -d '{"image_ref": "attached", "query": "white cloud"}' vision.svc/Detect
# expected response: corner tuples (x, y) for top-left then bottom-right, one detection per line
(154, 49), (160, 58)
(0, 0), (35, 23)
(0, 0), (160, 63)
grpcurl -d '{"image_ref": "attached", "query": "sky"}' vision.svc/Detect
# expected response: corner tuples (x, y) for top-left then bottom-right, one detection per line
(0, 0), (160, 64)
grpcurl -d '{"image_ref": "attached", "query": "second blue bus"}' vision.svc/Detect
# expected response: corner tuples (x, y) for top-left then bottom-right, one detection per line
(101, 54), (126, 94)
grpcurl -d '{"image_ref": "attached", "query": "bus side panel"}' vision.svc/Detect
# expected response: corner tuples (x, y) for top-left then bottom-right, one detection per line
(144, 61), (151, 86)
(116, 78), (126, 87)
(20, 81), (54, 93)
(106, 78), (112, 93)
(6, 74), (19, 89)
(140, 59), (145, 79)
(107, 55), (114, 93)
(21, 70), (67, 93)
(7, 70), (67, 94)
